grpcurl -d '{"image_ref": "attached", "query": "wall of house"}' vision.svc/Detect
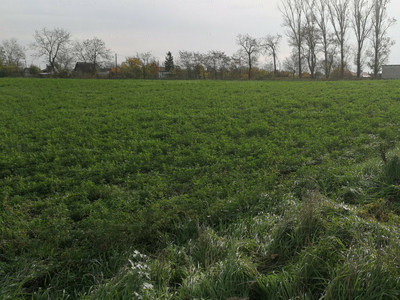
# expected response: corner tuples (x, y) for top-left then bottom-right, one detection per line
(74, 71), (94, 79)
(382, 65), (400, 79)
(159, 71), (169, 78)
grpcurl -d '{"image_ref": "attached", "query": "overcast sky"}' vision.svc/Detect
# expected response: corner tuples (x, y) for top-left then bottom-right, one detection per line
(1, 0), (399, 71)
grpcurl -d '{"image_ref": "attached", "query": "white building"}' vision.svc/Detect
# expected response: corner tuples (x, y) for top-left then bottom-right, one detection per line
(159, 67), (169, 78)
(382, 65), (400, 79)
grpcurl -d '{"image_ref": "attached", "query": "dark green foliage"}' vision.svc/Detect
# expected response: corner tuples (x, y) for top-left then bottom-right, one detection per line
(164, 51), (174, 72)
(29, 65), (41, 75)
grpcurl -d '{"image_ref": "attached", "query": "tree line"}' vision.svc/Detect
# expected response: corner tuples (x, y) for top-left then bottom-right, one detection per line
(0, 0), (396, 79)
(279, 0), (396, 78)
(171, 0), (396, 79)
(0, 28), (113, 78)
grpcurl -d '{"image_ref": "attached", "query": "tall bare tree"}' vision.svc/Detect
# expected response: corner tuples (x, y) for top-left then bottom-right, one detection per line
(177, 51), (190, 79)
(314, 0), (336, 78)
(0, 38), (26, 72)
(229, 52), (247, 79)
(260, 34), (282, 76)
(177, 52), (206, 79)
(327, 0), (351, 78)
(218, 54), (231, 79)
(352, 0), (373, 78)
(56, 49), (74, 74)
(192, 52), (205, 79)
(30, 28), (71, 74)
(302, 0), (321, 78)
(283, 49), (301, 76)
(204, 50), (230, 79)
(280, 0), (305, 77)
(368, 0), (396, 76)
(0, 47), (4, 68)
(236, 33), (260, 79)
(73, 37), (112, 70)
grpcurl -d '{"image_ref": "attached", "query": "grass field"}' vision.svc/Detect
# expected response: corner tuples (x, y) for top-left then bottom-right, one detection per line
(1, 78), (400, 299)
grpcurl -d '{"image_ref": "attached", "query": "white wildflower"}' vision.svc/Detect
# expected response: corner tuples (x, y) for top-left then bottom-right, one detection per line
(142, 282), (154, 290)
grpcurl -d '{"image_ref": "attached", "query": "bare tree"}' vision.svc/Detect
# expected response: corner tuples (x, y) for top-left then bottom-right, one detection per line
(302, 0), (321, 78)
(327, 0), (351, 78)
(219, 54), (231, 79)
(137, 52), (156, 79)
(0, 38), (26, 72)
(73, 37), (112, 70)
(30, 28), (71, 74)
(192, 52), (205, 79)
(260, 34), (282, 76)
(236, 33), (260, 79)
(56, 49), (74, 74)
(352, 0), (373, 78)
(314, 0), (337, 78)
(283, 49), (301, 76)
(279, 0), (305, 77)
(0, 47), (4, 67)
(207, 52), (231, 79)
(204, 50), (230, 79)
(229, 52), (247, 79)
(177, 51), (213, 79)
(368, 0), (396, 76)
(178, 50), (194, 79)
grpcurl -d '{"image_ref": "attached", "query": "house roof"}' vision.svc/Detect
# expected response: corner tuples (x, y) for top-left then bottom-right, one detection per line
(159, 67), (169, 73)
(74, 62), (96, 72)
(99, 68), (111, 72)
(41, 65), (59, 74)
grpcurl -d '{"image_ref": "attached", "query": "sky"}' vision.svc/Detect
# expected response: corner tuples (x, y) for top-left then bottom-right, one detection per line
(1, 0), (400, 71)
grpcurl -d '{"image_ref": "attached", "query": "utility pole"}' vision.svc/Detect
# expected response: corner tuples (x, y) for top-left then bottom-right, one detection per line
(115, 53), (117, 78)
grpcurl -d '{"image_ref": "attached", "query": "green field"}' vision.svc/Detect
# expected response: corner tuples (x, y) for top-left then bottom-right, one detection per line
(2, 78), (400, 299)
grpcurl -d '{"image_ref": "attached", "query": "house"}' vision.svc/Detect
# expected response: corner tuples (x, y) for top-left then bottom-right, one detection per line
(73, 62), (112, 78)
(98, 68), (111, 77)
(73, 62), (96, 78)
(382, 65), (400, 79)
(159, 67), (169, 78)
(360, 72), (371, 78)
(350, 71), (357, 77)
(23, 68), (33, 78)
(39, 65), (58, 78)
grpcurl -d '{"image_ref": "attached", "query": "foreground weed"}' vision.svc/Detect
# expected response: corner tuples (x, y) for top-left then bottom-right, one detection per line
(189, 227), (228, 269)
(325, 245), (400, 300)
(377, 155), (400, 202)
(250, 271), (296, 299)
(179, 256), (255, 300)
(86, 250), (160, 300)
